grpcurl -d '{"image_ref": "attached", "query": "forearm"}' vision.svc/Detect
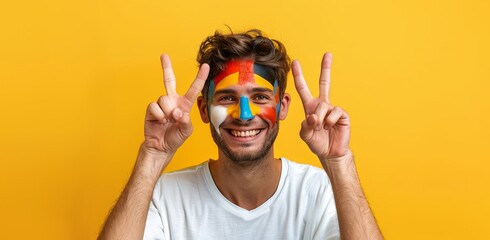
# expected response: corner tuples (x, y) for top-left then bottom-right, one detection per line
(321, 151), (383, 240)
(98, 145), (174, 240)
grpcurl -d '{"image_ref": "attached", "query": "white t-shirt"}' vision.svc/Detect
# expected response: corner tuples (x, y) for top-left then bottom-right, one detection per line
(143, 158), (340, 240)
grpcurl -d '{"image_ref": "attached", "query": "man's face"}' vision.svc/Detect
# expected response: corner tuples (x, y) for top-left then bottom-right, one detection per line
(206, 60), (281, 165)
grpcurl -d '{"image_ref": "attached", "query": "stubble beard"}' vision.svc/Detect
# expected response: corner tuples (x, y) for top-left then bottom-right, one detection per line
(210, 122), (279, 168)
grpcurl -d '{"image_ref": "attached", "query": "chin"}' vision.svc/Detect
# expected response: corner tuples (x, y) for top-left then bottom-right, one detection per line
(210, 122), (279, 167)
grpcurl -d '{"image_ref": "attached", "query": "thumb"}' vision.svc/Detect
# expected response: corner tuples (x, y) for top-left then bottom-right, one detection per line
(304, 114), (317, 130)
(172, 108), (193, 137)
(300, 114), (317, 141)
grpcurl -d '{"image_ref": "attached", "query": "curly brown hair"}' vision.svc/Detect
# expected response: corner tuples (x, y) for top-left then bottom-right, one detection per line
(197, 29), (290, 101)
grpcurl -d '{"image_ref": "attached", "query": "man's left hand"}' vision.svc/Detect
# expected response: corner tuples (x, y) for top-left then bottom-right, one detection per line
(292, 52), (351, 160)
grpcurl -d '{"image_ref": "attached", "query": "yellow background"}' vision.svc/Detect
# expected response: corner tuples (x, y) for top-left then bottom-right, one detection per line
(1, 0), (489, 239)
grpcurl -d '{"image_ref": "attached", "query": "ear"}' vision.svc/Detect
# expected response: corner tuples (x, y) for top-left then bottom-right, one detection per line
(278, 93), (291, 120)
(197, 96), (210, 123)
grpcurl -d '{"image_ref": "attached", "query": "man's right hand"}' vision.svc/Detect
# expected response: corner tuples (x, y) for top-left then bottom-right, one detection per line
(98, 54), (209, 240)
(143, 54), (210, 156)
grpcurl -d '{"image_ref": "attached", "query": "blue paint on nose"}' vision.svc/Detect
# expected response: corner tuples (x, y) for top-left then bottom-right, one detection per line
(239, 96), (254, 120)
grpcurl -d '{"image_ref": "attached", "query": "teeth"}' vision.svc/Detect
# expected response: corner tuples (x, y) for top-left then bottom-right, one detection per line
(230, 129), (261, 137)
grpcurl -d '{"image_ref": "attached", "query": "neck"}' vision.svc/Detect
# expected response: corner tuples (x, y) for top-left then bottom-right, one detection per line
(209, 150), (282, 210)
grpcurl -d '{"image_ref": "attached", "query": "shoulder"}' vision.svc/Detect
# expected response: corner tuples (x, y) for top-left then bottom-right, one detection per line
(153, 161), (208, 194)
(282, 160), (340, 239)
(283, 158), (329, 182)
(282, 158), (331, 192)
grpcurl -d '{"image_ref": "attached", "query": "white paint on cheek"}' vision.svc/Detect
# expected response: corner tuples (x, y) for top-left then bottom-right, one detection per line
(210, 105), (228, 136)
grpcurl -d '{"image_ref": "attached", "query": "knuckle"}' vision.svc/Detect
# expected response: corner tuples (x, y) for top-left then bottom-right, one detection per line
(336, 106), (349, 117)
(148, 101), (156, 109)
(157, 95), (166, 104)
(325, 116), (335, 125)
(159, 95), (172, 106)
(148, 103), (160, 114)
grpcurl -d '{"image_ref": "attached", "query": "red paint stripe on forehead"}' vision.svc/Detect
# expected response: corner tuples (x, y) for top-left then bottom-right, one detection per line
(238, 60), (255, 85)
(213, 60), (255, 85)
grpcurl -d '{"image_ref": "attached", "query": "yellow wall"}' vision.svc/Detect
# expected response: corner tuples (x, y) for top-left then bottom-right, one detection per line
(1, 0), (489, 239)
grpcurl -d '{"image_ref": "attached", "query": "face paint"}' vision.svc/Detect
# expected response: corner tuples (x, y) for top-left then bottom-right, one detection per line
(207, 60), (281, 135)
(209, 105), (227, 136)
(225, 96), (262, 120)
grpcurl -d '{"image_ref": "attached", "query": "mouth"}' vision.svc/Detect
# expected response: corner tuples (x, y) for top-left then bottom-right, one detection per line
(225, 129), (263, 138)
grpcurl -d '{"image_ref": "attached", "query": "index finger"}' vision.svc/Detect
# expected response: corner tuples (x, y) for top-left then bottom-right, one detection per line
(184, 63), (210, 103)
(160, 54), (177, 95)
(292, 60), (313, 104)
(319, 52), (332, 103)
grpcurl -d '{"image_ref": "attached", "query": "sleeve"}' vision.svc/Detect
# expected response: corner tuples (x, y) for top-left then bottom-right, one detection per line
(143, 179), (165, 240)
(305, 172), (340, 240)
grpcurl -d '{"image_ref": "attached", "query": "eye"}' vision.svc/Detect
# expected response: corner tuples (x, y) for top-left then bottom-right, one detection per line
(217, 95), (236, 103)
(252, 94), (271, 103)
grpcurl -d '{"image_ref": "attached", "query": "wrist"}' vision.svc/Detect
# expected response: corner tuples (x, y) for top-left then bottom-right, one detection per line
(135, 144), (174, 182)
(319, 149), (356, 181)
(319, 149), (353, 165)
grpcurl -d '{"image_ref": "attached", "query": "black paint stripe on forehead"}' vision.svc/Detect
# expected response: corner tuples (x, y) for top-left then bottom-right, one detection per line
(253, 63), (276, 85)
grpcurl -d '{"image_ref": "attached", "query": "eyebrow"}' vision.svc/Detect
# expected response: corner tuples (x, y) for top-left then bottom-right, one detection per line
(214, 89), (236, 95)
(214, 87), (273, 96)
(251, 87), (273, 93)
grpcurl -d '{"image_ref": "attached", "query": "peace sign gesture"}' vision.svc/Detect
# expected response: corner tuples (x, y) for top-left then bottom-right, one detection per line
(292, 52), (350, 160)
(143, 54), (210, 155)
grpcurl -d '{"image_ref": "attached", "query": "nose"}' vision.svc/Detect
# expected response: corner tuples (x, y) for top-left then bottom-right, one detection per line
(238, 96), (254, 120)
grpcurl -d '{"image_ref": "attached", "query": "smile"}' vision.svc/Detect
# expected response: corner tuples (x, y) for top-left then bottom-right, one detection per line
(227, 129), (262, 137)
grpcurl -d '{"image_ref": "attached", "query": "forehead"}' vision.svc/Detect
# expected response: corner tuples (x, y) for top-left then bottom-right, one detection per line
(212, 60), (276, 91)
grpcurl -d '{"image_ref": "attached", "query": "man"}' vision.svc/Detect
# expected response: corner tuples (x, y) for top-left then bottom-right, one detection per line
(98, 30), (382, 240)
